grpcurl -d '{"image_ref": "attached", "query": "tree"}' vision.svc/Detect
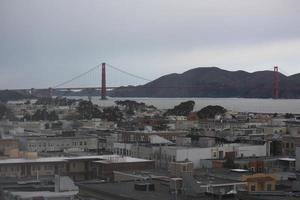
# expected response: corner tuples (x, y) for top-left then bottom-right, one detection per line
(24, 112), (32, 121)
(77, 101), (94, 119)
(102, 107), (123, 122)
(0, 103), (15, 120)
(115, 100), (155, 115)
(223, 157), (237, 169)
(164, 101), (195, 116)
(24, 100), (31, 105)
(76, 100), (103, 120)
(35, 97), (76, 106)
(48, 110), (59, 121)
(197, 105), (227, 119)
(152, 116), (169, 131)
(32, 108), (49, 121)
(285, 113), (294, 119)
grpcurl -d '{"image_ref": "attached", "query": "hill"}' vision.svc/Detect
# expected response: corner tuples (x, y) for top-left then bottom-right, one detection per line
(110, 67), (300, 98)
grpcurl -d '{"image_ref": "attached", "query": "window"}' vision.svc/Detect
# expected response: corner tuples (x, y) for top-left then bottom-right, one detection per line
(286, 143), (289, 148)
(267, 184), (272, 191)
(251, 185), (256, 192)
(172, 156), (176, 162)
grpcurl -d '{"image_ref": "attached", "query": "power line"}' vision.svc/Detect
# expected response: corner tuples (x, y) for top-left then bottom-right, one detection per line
(53, 65), (100, 88)
(106, 63), (152, 82)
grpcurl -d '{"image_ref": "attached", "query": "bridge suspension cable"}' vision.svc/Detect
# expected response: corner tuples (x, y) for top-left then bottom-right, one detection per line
(52, 62), (152, 89)
(52, 64), (100, 88)
(106, 63), (152, 82)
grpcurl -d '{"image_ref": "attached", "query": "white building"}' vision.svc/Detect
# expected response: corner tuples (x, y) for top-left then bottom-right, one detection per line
(162, 143), (268, 168)
(112, 142), (269, 169)
(3, 176), (78, 200)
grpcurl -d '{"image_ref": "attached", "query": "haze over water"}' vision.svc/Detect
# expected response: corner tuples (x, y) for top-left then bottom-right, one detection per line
(71, 97), (300, 114)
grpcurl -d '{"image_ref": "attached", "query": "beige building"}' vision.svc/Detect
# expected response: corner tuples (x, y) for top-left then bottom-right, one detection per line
(0, 139), (19, 156)
(282, 135), (300, 156)
(169, 161), (193, 177)
(242, 173), (277, 192)
(19, 134), (98, 152)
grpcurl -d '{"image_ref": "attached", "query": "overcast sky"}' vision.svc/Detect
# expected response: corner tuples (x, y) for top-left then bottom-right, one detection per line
(1, 0), (300, 89)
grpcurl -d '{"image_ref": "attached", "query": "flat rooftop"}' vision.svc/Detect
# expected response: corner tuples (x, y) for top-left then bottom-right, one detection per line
(9, 191), (78, 198)
(166, 143), (265, 150)
(78, 181), (199, 200)
(0, 155), (152, 165)
(93, 155), (153, 164)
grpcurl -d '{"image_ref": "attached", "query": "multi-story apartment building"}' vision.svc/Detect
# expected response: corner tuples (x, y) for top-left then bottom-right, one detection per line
(282, 135), (300, 156)
(112, 142), (269, 169)
(0, 155), (154, 181)
(18, 134), (98, 152)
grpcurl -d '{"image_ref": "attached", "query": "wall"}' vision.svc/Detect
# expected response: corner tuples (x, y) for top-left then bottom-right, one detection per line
(95, 161), (155, 180)
(23, 136), (98, 152)
(176, 148), (211, 168)
(296, 147), (300, 171)
(0, 139), (19, 156)
(282, 136), (300, 156)
(237, 144), (267, 158)
(0, 162), (65, 178)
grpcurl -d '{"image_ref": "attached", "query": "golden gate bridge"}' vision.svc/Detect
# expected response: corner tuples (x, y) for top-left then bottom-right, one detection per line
(6, 62), (282, 100)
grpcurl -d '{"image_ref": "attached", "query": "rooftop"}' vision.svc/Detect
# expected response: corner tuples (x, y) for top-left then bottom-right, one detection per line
(8, 191), (78, 198)
(93, 155), (153, 164)
(78, 181), (200, 200)
(0, 155), (152, 165)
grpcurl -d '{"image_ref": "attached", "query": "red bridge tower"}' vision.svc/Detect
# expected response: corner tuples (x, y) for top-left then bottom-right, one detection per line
(101, 62), (106, 100)
(273, 66), (279, 99)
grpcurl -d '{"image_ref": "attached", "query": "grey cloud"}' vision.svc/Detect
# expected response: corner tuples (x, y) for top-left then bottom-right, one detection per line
(0, 0), (300, 88)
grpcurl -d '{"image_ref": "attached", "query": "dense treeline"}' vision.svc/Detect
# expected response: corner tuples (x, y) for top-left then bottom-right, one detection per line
(164, 101), (195, 116)
(115, 100), (156, 115)
(76, 100), (123, 122)
(0, 90), (31, 103)
(197, 105), (227, 119)
(35, 97), (76, 106)
(0, 103), (15, 120)
(24, 108), (59, 121)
